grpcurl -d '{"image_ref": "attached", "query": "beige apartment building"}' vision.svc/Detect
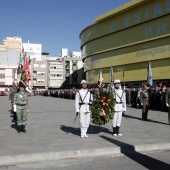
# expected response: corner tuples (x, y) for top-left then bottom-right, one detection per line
(30, 59), (48, 90)
(0, 37), (21, 91)
(48, 59), (64, 88)
(30, 58), (64, 90)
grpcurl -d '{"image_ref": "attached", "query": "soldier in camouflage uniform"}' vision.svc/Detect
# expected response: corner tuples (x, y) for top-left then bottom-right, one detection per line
(13, 85), (28, 133)
(9, 88), (17, 113)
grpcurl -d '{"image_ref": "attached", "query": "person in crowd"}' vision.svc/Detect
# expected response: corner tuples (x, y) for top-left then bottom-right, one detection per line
(160, 86), (167, 112)
(136, 87), (142, 109)
(165, 84), (170, 125)
(153, 86), (161, 111)
(131, 87), (137, 108)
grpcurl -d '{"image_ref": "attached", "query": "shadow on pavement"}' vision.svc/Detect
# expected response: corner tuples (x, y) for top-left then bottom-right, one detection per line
(60, 125), (80, 136)
(60, 125), (111, 136)
(100, 135), (170, 170)
(126, 115), (169, 125)
(88, 125), (111, 134)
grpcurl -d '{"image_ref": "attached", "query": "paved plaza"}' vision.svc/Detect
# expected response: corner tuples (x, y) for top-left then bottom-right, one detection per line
(0, 96), (170, 165)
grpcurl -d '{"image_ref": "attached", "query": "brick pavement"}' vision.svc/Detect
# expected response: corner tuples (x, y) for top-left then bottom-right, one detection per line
(0, 96), (169, 165)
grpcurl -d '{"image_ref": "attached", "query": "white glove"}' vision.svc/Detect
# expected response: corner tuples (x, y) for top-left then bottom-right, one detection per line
(13, 104), (16, 112)
(141, 103), (143, 106)
(27, 109), (29, 112)
(122, 107), (126, 112)
(166, 103), (169, 107)
(26, 87), (32, 93)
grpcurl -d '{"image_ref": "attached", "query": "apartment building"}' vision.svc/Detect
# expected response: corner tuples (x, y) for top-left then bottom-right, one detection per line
(47, 59), (64, 88)
(30, 59), (48, 90)
(0, 37), (21, 91)
(63, 57), (84, 88)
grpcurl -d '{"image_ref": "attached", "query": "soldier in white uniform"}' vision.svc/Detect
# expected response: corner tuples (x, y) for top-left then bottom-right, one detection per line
(112, 79), (126, 136)
(75, 80), (93, 138)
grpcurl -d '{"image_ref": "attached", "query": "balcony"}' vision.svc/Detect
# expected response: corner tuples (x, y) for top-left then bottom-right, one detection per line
(72, 66), (78, 71)
(65, 73), (70, 77)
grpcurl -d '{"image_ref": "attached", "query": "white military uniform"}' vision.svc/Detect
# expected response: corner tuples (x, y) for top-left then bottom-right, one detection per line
(112, 79), (126, 136)
(75, 89), (93, 138)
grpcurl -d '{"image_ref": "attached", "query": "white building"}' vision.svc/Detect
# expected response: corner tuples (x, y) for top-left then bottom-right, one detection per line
(70, 51), (81, 58)
(61, 48), (68, 57)
(23, 41), (42, 61)
(48, 60), (64, 88)
(0, 37), (21, 91)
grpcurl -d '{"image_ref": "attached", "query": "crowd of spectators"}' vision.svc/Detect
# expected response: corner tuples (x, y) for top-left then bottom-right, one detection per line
(125, 85), (168, 112)
(5, 84), (168, 113)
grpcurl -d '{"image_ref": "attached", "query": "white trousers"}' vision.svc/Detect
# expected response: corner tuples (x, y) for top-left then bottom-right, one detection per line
(112, 111), (122, 127)
(80, 112), (90, 136)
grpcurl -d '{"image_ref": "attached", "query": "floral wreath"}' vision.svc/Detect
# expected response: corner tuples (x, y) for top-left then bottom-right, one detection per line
(91, 89), (115, 125)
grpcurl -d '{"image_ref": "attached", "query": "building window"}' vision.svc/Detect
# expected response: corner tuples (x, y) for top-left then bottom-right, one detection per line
(73, 62), (77, 66)
(50, 73), (62, 77)
(0, 78), (5, 82)
(0, 70), (5, 74)
(13, 69), (17, 75)
(37, 79), (45, 83)
(34, 64), (39, 67)
(37, 72), (45, 75)
(41, 64), (46, 68)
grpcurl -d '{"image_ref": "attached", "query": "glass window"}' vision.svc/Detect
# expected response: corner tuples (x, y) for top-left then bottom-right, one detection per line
(41, 64), (46, 68)
(0, 70), (5, 74)
(0, 78), (5, 82)
(34, 64), (39, 67)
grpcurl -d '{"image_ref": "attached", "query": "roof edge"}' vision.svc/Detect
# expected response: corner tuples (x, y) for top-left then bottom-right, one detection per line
(94, 0), (151, 23)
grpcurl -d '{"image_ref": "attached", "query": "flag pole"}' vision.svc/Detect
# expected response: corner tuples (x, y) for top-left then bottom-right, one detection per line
(123, 65), (125, 87)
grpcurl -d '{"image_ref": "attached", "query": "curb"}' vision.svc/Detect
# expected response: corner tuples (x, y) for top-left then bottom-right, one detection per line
(0, 143), (170, 166)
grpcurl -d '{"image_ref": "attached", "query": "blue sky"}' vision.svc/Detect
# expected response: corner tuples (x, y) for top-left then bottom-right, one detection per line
(0, 0), (130, 56)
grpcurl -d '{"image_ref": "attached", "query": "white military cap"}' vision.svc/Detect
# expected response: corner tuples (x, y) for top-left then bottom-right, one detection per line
(80, 79), (87, 84)
(114, 79), (120, 84)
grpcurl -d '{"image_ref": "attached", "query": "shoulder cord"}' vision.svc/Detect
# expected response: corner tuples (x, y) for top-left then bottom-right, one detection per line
(19, 93), (27, 101)
(113, 89), (124, 101)
(143, 90), (148, 98)
(78, 90), (89, 103)
(78, 90), (90, 109)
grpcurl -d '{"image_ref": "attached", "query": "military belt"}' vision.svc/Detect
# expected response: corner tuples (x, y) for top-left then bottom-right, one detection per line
(143, 97), (148, 98)
(79, 103), (92, 106)
(116, 102), (123, 104)
(16, 104), (27, 106)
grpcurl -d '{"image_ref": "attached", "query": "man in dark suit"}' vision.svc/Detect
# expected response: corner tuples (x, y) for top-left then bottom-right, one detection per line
(165, 84), (170, 125)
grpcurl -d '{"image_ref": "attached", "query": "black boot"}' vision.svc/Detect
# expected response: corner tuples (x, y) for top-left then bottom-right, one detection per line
(21, 125), (26, 133)
(116, 126), (122, 136)
(122, 112), (127, 119)
(17, 126), (22, 133)
(13, 112), (17, 120)
(112, 127), (117, 136)
(142, 112), (148, 121)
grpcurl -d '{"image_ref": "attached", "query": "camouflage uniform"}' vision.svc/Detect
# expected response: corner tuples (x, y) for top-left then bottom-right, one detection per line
(13, 91), (28, 132)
